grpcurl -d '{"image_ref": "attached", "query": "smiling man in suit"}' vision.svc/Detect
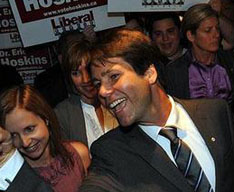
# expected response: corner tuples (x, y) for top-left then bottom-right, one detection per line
(80, 28), (234, 192)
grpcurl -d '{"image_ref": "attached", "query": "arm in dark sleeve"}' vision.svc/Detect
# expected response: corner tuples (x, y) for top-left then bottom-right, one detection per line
(80, 172), (124, 192)
(80, 138), (124, 192)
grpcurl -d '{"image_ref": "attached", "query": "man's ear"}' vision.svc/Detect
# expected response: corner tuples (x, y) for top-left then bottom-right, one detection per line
(144, 64), (157, 84)
(186, 30), (195, 43)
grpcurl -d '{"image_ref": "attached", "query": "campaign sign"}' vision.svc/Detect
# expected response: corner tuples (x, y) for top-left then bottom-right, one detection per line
(0, 0), (8, 7)
(0, 6), (22, 48)
(9, 0), (125, 47)
(108, 0), (209, 12)
(0, 47), (52, 84)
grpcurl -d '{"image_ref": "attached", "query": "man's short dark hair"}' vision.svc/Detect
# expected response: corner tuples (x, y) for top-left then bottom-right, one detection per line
(91, 28), (166, 87)
(147, 12), (181, 37)
(92, 28), (162, 75)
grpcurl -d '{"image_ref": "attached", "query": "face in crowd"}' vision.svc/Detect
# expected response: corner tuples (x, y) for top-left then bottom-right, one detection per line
(71, 59), (97, 105)
(5, 107), (50, 166)
(0, 85), (65, 168)
(92, 58), (156, 127)
(187, 16), (220, 53)
(60, 32), (98, 106)
(151, 18), (180, 57)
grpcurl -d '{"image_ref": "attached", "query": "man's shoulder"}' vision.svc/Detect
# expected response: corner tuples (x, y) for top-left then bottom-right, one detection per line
(94, 126), (126, 142)
(90, 125), (135, 151)
(177, 97), (227, 107)
(7, 162), (52, 192)
(167, 50), (190, 69)
(176, 98), (229, 117)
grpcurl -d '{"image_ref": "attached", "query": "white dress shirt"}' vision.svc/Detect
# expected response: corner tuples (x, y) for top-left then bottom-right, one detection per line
(140, 96), (216, 191)
(0, 149), (24, 190)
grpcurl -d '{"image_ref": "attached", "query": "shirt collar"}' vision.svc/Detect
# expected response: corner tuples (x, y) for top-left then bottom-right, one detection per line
(189, 49), (218, 67)
(81, 100), (109, 113)
(0, 150), (24, 190)
(80, 99), (95, 109)
(164, 96), (178, 127)
(140, 96), (182, 139)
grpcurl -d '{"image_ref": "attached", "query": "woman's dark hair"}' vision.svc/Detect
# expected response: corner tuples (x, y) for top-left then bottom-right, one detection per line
(60, 31), (93, 94)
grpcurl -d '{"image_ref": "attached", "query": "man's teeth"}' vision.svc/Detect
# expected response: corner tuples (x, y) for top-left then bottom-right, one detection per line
(109, 98), (126, 109)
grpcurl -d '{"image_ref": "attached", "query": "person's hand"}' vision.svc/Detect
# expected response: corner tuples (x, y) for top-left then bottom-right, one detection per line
(0, 127), (15, 167)
(209, 0), (222, 14)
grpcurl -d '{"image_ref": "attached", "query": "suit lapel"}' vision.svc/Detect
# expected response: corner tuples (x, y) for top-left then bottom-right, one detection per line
(126, 125), (193, 192)
(70, 94), (88, 146)
(77, 99), (89, 145)
(7, 162), (52, 192)
(178, 99), (223, 191)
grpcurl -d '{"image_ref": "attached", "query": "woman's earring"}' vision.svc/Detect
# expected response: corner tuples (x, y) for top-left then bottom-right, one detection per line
(45, 119), (49, 126)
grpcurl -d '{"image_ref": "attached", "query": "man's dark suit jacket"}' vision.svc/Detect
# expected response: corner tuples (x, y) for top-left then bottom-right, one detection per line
(6, 162), (52, 192)
(80, 99), (234, 192)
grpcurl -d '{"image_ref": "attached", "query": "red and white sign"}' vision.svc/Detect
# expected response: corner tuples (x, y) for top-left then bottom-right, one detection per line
(108, 0), (209, 12)
(9, 0), (125, 47)
(0, 1), (53, 84)
(0, 6), (22, 48)
(13, 0), (105, 23)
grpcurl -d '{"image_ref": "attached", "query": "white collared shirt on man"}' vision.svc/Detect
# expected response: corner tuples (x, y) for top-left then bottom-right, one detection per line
(140, 96), (216, 191)
(0, 149), (24, 190)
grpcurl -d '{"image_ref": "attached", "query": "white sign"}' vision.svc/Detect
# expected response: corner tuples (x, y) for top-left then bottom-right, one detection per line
(9, 0), (125, 47)
(0, 32), (21, 49)
(0, 0), (8, 7)
(0, 1), (53, 84)
(108, 0), (209, 12)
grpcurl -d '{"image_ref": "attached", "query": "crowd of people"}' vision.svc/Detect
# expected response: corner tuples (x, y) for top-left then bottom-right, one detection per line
(1, 1), (234, 192)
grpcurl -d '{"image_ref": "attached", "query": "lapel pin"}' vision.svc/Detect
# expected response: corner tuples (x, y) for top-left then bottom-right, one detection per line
(211, 137), (216, 142)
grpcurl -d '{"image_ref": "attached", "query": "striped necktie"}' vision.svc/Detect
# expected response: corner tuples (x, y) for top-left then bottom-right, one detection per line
(160, 127), (213, 192)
